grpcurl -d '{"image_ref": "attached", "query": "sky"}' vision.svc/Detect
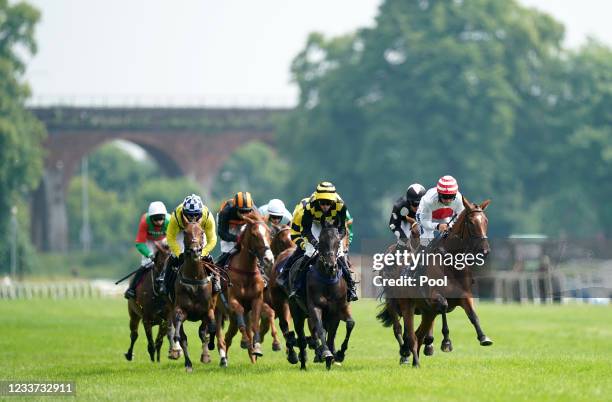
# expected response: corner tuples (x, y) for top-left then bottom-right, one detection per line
(24, 0), (612, 107)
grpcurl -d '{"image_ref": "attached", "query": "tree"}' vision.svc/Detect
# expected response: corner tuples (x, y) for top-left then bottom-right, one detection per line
(212, 141), (291, 209)
(0, 1), (45, 271)
(279, 0), (567, 241)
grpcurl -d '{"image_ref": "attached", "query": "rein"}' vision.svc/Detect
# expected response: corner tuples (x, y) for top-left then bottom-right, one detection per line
(178, 269), (211, 286)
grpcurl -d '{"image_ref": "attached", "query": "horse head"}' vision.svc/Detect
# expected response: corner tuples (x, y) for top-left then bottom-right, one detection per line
(270, 224), (293, 257)
(241, 212), (275, 269)
(318, 223), (341, 278)
(450, 196), (491, 258)
(153, 239), (171, 274)
(183, 222), (203, 261)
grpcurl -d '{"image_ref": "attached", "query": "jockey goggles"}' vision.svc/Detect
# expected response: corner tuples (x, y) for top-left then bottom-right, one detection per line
(269, 214), (282, 221)
(151, 214), (165, 222)
(184, 211), (202, 222)
(439, 193), (456, 201)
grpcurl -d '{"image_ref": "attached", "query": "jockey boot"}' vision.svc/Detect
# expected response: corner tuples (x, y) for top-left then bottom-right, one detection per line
(211, 274), (222, 293)
(288, 257), (310, 302)
(339, 257), (358, 302)
(124, 262), (152, 299)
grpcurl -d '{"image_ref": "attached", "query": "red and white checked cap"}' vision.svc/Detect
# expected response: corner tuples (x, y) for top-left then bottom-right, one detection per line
(437, 175), (458, 195)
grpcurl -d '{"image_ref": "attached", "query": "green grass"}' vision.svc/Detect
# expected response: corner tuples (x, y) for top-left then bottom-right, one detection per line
(1, 299), (611, 401)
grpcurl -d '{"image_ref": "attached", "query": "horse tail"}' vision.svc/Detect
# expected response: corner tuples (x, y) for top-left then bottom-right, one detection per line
(376, 302), (395, 328)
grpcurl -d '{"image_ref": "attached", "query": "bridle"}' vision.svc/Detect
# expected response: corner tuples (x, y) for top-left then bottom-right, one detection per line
(457, 208), (488, 241)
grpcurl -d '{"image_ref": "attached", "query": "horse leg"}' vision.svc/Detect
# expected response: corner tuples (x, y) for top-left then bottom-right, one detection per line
(293, 310), (308, 370)
(250, 297), (264, 357)
(124, 309), (140, 361)
(174, 309), (192, 372)
(309, 305), (332, 361)
(207, 307), (217, 352)
(143, 321), (156, 362)
(461, 296), (493, 346)
(277, 302), (297, 363)
(441, 312), (452, 352)
(154, 322), (165, 362)
(263, 303), (282, 351)
(416, 312), (435, 358)
(400, 304), (419, 368)
(198, 321), (211, 364)
(335, 310), (355, 363)
(423, 318), (435, 356)
(224, 313), (239, 355)
(167, 317), (181, 360)
(325, 318), (340, 369)
(215, 307), (228, 367)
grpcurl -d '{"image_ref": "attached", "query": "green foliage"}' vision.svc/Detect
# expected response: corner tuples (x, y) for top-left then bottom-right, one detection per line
(279, 0), (612, 240)
(135, 176), (203, 212)
(84, 143), (160, 200)
(212, 141), (290, 208)
(0, 0), (44, 271)
(67, 176), (134, 251)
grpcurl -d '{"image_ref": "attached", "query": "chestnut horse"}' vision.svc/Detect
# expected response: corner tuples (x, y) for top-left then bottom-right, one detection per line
(377, 197), (492, 367)
(216, 212), (274, 365)
(168, 222), (218, 372)
(125, 241), (171, 362)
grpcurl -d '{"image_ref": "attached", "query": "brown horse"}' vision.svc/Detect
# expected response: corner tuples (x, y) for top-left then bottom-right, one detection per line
(377, 197), (492, 367)
(125, 241), (171, 362)
(168, 222), (218, 372)
(435, 197), (492, 351)
(267, 225), (300, 364)
(258, 224), (293, 351)
(216, 212), (273, 365)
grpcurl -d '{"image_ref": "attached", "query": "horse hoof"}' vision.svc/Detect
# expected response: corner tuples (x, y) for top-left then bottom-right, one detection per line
(220, 357), (228, 368)
(441, 341), (453, 353)
(480, 336), (493, 346)
(322, 349), (333, 359)
(287, 350), (298, 364)
(124, 352), (133, 361)
(185, 366), (193, 373)
(240, 340), (249, 349)
(201, 354), (212, 364)
(169, 349), (182, 360)
(325, 355), (334, 370)
(424, 344), (434, 356)
(253, 343), (263, 357)
(272, 341), (282, 352)
(399, 356), (410, 365)
(334, 351), (345, 363)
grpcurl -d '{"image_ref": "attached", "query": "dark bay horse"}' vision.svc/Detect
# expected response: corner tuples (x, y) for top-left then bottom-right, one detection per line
(216, 212), (274, 365)
(291, 225), (355, 370)
(168, 222), (218, 372)
(125, 241), (171, 362)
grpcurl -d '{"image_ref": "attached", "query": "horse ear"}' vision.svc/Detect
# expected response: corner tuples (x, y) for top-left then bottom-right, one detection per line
(462, 195), (472, 210)
(480, 199), (491, 210)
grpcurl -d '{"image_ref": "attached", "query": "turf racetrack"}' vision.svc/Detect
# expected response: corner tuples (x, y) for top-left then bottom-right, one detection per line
(1, 299), (610, 401)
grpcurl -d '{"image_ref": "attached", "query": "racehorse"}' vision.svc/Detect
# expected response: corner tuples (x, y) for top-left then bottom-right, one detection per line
(215, 211), (274, 365)
(125, 240), (171, 362)
(239, 224), (290, 353)
(267, 225), (300, 364)
(168, 222), (218, 372)
(290, 224), (356, 370)
(258, 224), (294, 351)
(377, 197), (492, 367)
(434, 197), (492, 351)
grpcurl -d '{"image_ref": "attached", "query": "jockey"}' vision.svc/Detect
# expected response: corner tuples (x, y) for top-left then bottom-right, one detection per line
(289, 182), (358, 302)
(124, 201), (170, 299)
(258, 198), (292, 227)
(389, 183), (426, 248)
(215, 191), (257, 268)
(165, 194), (218, 292)
(416, 175), (465, 246)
